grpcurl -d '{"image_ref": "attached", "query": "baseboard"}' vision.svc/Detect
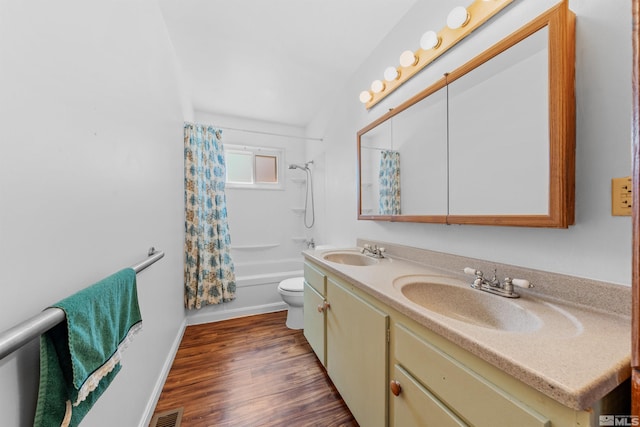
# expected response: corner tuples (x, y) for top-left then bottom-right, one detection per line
(138, 318), (187, 427)
(187, 301), (287, 325)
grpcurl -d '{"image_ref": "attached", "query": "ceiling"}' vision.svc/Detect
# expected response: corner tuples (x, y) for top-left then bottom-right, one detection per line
(158, 0), (418, 127)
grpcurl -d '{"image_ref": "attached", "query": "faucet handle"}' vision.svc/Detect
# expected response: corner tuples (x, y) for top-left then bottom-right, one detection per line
(464, 267), (481, 277)
(503, 277), (532, 295)
(511, 278), (532, 289)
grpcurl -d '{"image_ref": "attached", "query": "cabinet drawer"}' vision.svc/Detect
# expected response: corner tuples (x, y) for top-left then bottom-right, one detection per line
(304, 262), (326, 295)
(303, 282), (326, 366)
(395, 324), (550, 427)
(392, 364), (467, 427)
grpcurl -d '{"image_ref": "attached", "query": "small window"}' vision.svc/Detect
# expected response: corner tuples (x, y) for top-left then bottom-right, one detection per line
(255, 155), (278, 183)
(226, 151), (253, 183)
(225, 145), (283, 189)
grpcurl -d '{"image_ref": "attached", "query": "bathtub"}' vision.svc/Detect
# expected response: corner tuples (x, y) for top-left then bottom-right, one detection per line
(186, 257), (303, 325)
(234, 258), (304, 287)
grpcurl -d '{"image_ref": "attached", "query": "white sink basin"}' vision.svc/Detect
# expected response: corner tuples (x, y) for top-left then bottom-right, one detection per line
(323, 251), (380, 266)
(394, 275), (542, 332)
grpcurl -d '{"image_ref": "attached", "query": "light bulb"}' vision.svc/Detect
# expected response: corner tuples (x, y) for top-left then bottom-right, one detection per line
(447, 6), (470, 29)
(371, 80), (385, 93)
(359, 90), (372, 104)
(384, 66), (399, 82)
(399, 50), (418, 68)
(420, 31), (441, 50)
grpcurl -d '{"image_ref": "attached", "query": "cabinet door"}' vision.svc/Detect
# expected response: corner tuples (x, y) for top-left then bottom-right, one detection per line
(303, 281), (326, 366)
(391, 365), (467, 427)
(326, 278), (389, 427)
(395, 324), (550, 427)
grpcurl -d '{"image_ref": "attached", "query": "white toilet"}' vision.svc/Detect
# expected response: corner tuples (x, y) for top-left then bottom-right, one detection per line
(277, 277), (305, 329)
(278, 246), (334, 330)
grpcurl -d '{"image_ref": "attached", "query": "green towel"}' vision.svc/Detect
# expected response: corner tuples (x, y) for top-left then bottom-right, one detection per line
(34, 268), (142, 427)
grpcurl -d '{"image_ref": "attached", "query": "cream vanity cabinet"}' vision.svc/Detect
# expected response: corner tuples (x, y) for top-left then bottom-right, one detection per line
(303, 262), (389, 427)
(304, 259), (621, 427)
(303, 262), (327, 365)
(388, 315), (619, 427)
(391, 324), (551, 427)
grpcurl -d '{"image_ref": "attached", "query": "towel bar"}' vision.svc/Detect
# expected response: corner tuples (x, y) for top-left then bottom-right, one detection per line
(0, 249), (165, 360)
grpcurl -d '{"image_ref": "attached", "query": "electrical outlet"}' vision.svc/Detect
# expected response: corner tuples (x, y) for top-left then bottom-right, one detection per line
(611, 176), (632, 216)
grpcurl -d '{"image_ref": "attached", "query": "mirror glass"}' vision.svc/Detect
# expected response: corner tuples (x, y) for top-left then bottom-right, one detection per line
(448, 27), (549, 215)
(360, 121), (391, 215)
(393, 87), (448, 216)
(360, 87), (448, 217)
(357, 3), (574, 227)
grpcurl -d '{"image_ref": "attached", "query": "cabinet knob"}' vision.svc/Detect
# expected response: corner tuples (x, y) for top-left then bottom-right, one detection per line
(317, 302), (331, 313)
(390, 380), (402, 396)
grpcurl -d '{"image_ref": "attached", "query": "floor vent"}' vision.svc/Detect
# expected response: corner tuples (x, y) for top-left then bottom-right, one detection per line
(150, 407), (183, 427)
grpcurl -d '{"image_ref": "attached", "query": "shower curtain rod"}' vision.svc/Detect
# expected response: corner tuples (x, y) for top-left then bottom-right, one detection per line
(0, 249), (165, 360)
(217, 125), (323, 142)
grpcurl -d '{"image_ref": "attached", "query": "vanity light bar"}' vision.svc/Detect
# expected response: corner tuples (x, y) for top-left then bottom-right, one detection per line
(360, 0), (513, 110)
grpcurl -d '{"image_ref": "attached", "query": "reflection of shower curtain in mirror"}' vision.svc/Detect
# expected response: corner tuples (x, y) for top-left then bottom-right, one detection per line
(379, 150), (401, 215)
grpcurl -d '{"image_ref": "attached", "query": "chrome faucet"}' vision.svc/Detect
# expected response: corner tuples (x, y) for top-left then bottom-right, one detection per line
(305, 238), (315, 249)
(464, 267), (532, 298)
(361, 244), (385, 258)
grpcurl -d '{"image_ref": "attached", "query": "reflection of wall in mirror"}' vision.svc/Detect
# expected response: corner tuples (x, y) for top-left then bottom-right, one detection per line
(448, 27), (550, 215)
(360, 148), (380, 215)
(360, 123), (392, 215)
(392, 87), (448, 216)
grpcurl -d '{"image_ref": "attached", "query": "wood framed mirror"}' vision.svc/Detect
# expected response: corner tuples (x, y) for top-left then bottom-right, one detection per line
(357, 2), (575, 228)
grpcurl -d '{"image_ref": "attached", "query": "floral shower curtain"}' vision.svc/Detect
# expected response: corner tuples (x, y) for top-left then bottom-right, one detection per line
(184, 123), (236, 309)
(379, 150), (401, 215)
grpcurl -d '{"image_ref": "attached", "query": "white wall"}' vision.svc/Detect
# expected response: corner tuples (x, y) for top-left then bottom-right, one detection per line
(307, 0), (633, 285)
(0, 1), (188, 426)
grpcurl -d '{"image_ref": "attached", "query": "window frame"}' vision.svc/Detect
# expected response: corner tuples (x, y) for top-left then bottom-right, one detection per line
(224, 144), (285, 190)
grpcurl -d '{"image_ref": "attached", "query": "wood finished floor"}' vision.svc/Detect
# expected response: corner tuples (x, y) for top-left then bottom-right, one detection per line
(151, 311), (358, 427)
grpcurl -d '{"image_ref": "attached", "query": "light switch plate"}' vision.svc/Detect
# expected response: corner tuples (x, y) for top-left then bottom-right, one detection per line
(611, 176), (632, 216)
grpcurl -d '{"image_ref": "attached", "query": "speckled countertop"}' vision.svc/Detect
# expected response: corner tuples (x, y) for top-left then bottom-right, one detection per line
(303, 243), (631, 412)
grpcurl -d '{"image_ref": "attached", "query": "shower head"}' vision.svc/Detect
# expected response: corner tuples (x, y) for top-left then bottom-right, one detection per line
(289, 161), (313, 171)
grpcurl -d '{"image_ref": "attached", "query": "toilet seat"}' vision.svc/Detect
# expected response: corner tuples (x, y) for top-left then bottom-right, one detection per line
(278, 277), (304, 292)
